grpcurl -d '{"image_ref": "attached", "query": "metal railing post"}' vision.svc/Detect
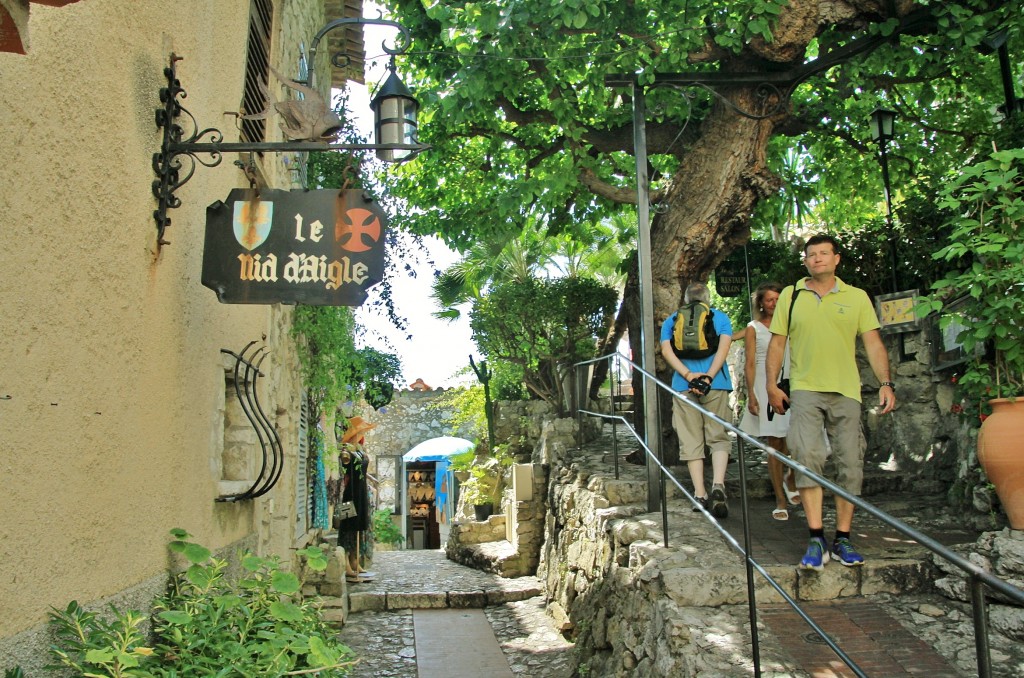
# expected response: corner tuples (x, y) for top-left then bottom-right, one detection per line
(970, 574), (993, 677)
(737, 438), (762, 677)
(611, 354), (620, 480)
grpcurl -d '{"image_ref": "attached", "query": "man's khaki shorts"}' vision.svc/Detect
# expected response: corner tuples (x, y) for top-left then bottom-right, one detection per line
(787, 390), (865, 494)
(672, 390), (732, 462)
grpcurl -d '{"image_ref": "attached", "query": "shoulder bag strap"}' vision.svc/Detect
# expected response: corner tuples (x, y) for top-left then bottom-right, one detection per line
(782, 288), (802, 380)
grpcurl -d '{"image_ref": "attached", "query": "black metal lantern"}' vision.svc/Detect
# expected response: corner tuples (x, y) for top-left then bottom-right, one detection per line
(869, 107), (899, 293)
(370, 63), (419, 163)
(869, 108), (897, 143)
(977, 29), (1019, 120)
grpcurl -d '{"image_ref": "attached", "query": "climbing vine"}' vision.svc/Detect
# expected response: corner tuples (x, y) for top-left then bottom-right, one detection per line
(291, 305), (402, 421)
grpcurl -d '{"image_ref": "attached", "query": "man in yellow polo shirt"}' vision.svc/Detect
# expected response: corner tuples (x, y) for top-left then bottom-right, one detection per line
(765, 234), (896, 570)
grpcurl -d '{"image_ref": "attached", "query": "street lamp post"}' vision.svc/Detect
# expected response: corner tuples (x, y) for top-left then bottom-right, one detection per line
(631, 82), (662, 513)
(978, 29), (1019, 120)
(870, 107), (899, 294)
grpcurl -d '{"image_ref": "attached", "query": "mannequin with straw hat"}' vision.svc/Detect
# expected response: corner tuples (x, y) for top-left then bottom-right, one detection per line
(341, 416), (376, 445)
(337, 415), (376, 581)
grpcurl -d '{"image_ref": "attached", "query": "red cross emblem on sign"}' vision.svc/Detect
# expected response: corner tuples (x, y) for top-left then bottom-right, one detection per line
(336, 208), (382, 253)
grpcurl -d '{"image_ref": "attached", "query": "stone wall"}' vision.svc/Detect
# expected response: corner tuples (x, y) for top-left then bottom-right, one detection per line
(360, 388), (564, 464)
(534, 445), (947, 677)
(536, 462), (705, 677)
(494, 400), (562, 460)
(446, 463), (550, 577)
(359, 389), (458, 455)
(357, 391), (559, 563)
(855, 329), (994, 525)
(443, 411), (564, 577)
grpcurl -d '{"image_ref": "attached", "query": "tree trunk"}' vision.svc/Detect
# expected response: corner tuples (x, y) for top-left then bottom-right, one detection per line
(626, 88), (784, 437)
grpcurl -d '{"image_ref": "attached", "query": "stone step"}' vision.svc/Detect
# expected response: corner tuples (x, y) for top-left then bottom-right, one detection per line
(348, 581), (544, 613)
(338, 550), (545, 615)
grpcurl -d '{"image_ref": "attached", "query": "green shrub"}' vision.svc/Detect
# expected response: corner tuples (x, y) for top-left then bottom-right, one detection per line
(47, 529), (354, 677)
(372, 509), (406, 547)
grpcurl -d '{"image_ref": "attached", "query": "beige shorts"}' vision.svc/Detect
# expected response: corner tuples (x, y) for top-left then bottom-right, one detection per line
(671, 390), (732, 462)
(787, 390), (865, 494)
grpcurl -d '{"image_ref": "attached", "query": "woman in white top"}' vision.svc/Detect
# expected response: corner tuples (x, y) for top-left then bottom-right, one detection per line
(740, 282), (801, 520)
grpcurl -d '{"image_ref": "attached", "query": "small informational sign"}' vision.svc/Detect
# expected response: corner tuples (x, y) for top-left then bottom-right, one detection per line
(202, 189), (387, 306)
(715, 249), (747, 298)
(876, 289), (922, 334)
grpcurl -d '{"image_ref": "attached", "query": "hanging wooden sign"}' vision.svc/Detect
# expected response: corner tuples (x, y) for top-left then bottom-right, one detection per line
(202, 188), (387, 305)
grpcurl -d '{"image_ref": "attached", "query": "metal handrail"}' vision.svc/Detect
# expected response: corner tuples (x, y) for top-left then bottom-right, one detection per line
(571, 351), (1024, 678)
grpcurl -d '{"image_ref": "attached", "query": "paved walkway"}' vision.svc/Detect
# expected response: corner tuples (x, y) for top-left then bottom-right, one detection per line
(332, 428), (1024, 677)
(336, 551), (574, 677)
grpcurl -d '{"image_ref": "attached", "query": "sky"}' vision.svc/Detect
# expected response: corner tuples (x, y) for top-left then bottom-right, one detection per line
(340, 21), (478, 389)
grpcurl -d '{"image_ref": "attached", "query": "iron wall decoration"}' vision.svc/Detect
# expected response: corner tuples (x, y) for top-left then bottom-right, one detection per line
(202, 188), (387, 306)
(219, 341), (283, 502)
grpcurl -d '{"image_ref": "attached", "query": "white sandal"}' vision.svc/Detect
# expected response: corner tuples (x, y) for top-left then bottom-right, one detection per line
(772, 508), (789, 521)
(783, 471), (801, 505)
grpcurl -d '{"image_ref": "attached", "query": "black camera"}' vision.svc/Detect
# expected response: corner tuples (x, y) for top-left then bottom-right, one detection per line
(767, 399), (789, 421)
(768, 377), (791, 421)
(689, 374), (712, 396)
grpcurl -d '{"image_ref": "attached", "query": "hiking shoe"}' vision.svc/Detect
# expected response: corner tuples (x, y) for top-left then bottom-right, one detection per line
(799, 537), (830, 571)
(691, 496), (709, 512)
(710, 484), (729, 519)
(831, 538), (865, 567)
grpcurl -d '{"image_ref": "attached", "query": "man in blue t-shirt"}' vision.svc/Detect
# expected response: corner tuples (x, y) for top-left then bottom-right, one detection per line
(660, 282), (734, 518)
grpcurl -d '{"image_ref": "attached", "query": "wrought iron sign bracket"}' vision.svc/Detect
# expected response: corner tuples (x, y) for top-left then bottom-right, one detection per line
(153, 17), (430, 247)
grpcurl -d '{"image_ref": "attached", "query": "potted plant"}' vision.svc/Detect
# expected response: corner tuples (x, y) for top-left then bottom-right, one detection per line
(922, 147), (1024, 528)
(460, 465), (497, 521)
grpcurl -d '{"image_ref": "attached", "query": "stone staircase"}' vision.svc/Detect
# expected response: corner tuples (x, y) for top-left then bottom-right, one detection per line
(553, 435), (973, 605)
(612, 392), (634, 418)
(531, 425), (1022, 676)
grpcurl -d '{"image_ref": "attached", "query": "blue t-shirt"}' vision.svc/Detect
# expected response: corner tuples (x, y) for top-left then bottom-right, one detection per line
(660, 308), (733, 393)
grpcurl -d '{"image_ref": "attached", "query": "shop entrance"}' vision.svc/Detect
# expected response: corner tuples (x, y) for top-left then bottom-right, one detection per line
(405, 461), (440, 549)
(401, 436), (474, 550)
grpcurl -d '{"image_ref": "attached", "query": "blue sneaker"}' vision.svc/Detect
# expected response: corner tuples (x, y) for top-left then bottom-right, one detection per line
(831, 538), (865, 567)
(799, 537), (829, 571)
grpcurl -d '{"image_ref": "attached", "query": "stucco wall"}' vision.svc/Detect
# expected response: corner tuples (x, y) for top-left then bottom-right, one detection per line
(0, 0), (330, 666)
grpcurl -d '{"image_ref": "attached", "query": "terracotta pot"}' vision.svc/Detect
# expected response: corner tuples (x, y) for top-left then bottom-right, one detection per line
(978, 397), (1024, 529)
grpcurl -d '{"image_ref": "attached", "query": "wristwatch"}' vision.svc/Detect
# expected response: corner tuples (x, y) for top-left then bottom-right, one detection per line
(881, 381), (896, 392)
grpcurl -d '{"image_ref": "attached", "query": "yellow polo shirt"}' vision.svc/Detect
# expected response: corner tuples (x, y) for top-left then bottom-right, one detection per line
(769, 277), (880, 402)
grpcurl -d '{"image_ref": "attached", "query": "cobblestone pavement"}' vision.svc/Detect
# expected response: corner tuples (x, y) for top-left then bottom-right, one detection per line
(485, 596), (575, 677)
(335, 608), (417, 678)
(334, 565), (1024, 678)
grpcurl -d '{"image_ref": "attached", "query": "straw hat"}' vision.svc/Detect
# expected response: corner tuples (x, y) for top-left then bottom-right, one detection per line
(341, 416), (377, 443)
